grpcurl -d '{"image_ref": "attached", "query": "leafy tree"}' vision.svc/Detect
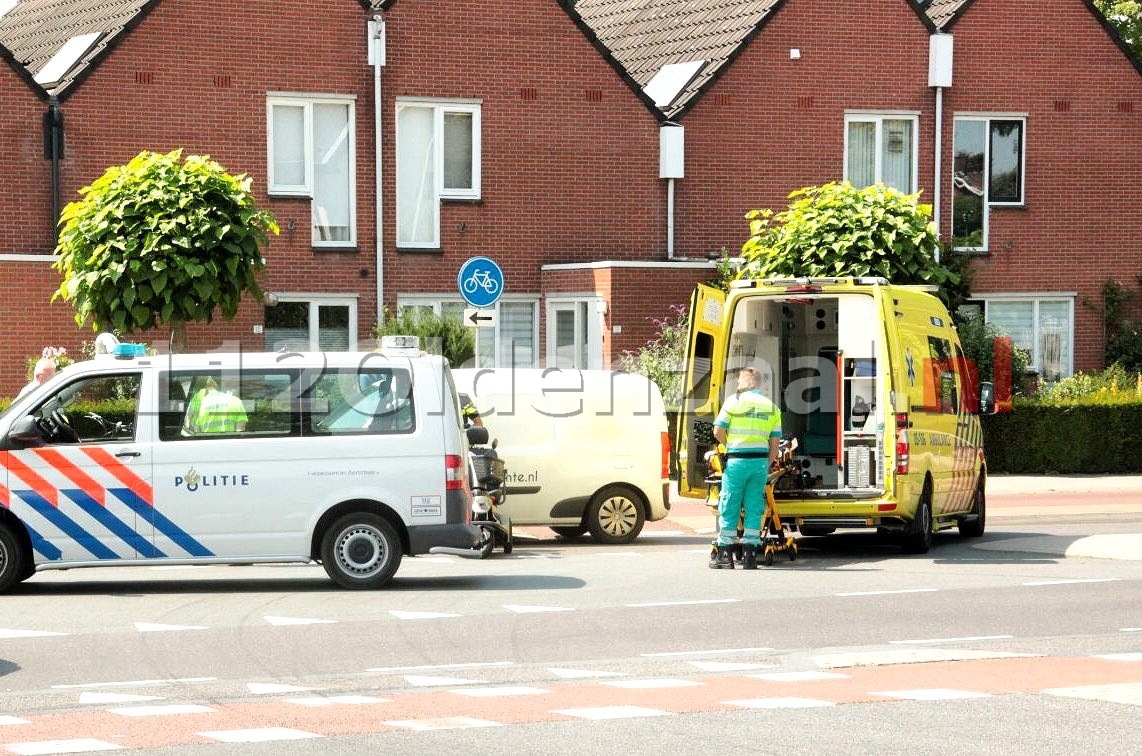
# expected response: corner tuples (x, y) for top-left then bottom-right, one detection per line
(53, 149), (279, 351)
(739, 181), (968, 310)
(1096, 0), (1142, 60)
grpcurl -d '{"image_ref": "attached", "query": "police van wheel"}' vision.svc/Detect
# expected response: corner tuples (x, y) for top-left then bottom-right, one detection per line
(902, 486), (934, 555)
(587, 485), (645, 545)
(321, 513), (402, 589)
(0, 524), (29, 594)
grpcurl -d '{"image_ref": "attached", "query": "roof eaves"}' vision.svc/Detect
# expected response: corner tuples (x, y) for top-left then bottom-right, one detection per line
(1, 39), (49, 100)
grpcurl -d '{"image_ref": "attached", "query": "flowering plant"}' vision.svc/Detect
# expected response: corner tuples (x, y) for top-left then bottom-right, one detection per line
(25, 346), (74, 381)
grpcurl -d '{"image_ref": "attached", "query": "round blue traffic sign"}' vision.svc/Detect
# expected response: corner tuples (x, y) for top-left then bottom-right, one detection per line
(457, 256), (504, 308)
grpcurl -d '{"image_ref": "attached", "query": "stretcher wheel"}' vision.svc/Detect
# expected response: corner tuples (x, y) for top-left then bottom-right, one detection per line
(788, 546), (797, 562)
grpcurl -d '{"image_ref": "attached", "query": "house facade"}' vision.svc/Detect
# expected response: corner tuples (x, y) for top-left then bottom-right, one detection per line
(0, 0), (1139, 397)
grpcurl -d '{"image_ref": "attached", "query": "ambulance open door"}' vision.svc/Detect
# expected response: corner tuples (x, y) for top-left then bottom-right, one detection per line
(676, 284), (727, 498)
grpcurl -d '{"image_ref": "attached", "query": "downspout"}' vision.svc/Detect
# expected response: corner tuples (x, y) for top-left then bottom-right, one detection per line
(369, 16), (386, 334)
(928, 33), (954, 261)
(46, 95), (64, 236)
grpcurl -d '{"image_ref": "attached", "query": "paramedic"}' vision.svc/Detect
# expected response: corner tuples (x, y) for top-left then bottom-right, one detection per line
(711, 366), (781, 570)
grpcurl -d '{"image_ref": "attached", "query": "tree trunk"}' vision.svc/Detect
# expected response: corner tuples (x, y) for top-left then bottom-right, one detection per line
(170, 320), (189, 354)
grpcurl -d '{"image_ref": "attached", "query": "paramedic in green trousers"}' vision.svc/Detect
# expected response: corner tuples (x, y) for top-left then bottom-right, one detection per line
(711, 366), (782, 570)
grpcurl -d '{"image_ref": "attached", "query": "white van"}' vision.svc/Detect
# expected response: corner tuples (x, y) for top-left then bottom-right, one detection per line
(452, 368), (671, 544)
(0, 337), (481, 593)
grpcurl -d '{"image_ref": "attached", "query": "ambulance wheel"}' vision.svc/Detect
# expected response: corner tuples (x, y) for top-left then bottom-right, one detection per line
(477, 526), (495, 559)
(959, 475), (987, 538)
(552, 525), (588, 540)
(321, 513), (402, 589)
(0, 523), (30, 594)
(902, 485), (934, 554)
(587, 485), (645, 544)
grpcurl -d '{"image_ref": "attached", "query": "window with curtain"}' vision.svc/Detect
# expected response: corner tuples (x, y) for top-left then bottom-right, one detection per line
(267, 96), (356, 247)
(983, 296), (1072, 380)
(952, 117), (1025, 251)
(396, 100), (481, 248)
(844, 114), (916, 193)
(264, 297), (357, 352)
(397, 295), (536, 368)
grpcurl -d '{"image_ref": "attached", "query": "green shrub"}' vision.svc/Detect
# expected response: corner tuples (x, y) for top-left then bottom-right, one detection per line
(373, 308), (474, 367)
(955, 310), (1032, 393)
(617, 304), (688, 412)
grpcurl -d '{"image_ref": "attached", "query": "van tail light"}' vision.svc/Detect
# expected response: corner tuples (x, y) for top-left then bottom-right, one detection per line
(895, 413), (910, 474)
(445, 454), (466, 490)
(660, 431), (671, 479)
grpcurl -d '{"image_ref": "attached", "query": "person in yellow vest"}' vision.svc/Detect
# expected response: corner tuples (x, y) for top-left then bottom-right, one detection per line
(183, 377), (247, 435)
(711, 366), (782, 570)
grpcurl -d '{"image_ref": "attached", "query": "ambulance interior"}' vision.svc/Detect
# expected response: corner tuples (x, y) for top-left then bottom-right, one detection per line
(718, 293), (886, 495)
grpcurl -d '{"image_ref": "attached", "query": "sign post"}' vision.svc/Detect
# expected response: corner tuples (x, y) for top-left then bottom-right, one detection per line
(458, 257), (505, 366)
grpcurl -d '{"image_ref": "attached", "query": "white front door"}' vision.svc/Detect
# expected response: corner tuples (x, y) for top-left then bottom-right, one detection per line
(547, 299), (602, 369)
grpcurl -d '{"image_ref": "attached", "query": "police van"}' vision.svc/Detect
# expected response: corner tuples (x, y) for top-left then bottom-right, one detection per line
(0, 336), (482, 592)
(678, 277), (993, 553)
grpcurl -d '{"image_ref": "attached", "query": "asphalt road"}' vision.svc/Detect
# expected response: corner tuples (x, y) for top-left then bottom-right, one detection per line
(2, 497), (1141, 755)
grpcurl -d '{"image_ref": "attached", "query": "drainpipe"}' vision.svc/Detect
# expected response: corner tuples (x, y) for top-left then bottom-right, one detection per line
(659, 122), (684, 260)
(44, 95), (64, 235)
(928, 33), (954, 259)
(369, 16), (387, 335)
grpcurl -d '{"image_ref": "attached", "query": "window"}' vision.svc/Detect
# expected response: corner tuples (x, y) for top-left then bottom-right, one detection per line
(308, 368), (415, 435)
(160, 371), (296, 441)
(397, 295), (537, 368)
(952, 117), (1025, 251)
(396, 100), (481, 248)
(980, 296), (1073, 381)
(264, 296), (357, 352)
(844, 114), (917, 193)
(30, 373), (141, 444)
(547, 298), (604, 369)
(267, 96), (356, 247)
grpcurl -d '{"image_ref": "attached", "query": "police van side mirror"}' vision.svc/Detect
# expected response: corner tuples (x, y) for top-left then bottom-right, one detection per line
(5, 415), (47, 450)
(978, 382), (995, 415)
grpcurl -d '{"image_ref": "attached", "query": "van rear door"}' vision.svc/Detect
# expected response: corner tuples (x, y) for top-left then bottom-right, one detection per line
(677, 284), (727, 498)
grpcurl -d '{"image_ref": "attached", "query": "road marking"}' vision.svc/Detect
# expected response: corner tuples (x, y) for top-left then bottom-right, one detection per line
(134, 622), (206, 632)
(726, 697), (835, 709)
(1094, 653), (1142, 661)
(0, 716), (30, 726)
(502, 604), (574, 613)
(629, 599), (740, 608)
(367, 661), (512, 673)
(872, 688), (991, 700)
(247, 683), (315, 695)
(197, 728), (321, 743)
(553, 705), (672, 720)
(642, 646), (772, 658)
(388, 610), (462, 620)
(603, 678), (703, 689)
(108, 704), (215, 716)
(890, 635), (1013, 645)
(5, 739), (121, 754)
(1022, 578), (1121, 586)
(385, 717), (501, 731)
(263, 616), (337, 626)
(1044, 682), (1142, 706)
(448, 686), (549, 697)
(1122, 627), (1142, 632)
(548, 668), (627, 679)
(0, 628), (68, 638)
(835, 588), (939, 597)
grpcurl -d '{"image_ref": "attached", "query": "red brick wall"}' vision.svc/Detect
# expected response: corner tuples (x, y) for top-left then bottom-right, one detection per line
(671, 0), (935, 259)
(0, 61), (52, 253)
(940, 0), (1142, 372)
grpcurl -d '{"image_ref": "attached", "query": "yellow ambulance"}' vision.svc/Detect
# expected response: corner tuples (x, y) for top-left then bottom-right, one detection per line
(678, 277), (994, 553)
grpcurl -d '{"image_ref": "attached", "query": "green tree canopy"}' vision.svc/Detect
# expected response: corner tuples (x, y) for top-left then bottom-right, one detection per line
(53, 149), (278, 351)
(738, 181), (967, 308)
(1096, 0), (1142, 60)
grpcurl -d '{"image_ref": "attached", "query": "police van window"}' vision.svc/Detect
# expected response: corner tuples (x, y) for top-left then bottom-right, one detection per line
(161, 371), (295, 441)
(308, 368), (416, 435)
(26, 373), (141, 446)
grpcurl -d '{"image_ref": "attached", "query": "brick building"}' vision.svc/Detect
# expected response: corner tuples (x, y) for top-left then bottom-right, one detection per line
(0, 0), (1139, 397)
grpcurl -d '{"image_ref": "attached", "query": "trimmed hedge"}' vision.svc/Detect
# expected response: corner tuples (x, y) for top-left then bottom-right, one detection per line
(983, 401), (1142, 474)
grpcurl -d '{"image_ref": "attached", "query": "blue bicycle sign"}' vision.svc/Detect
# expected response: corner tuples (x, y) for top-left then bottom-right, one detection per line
(457, 256), (504, 308)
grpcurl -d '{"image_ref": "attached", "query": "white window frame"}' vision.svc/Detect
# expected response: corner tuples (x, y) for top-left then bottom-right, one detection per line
(266, 94), (357, 248)
(395, 99), (482, 249)
(952, 113), (1026, 252)
(843, 112), (919, 193)
(546, 296), (604, 370)
(979, 294), (1074, 381)
(397, 294), (537, 368)
(263, 294), (359, 352)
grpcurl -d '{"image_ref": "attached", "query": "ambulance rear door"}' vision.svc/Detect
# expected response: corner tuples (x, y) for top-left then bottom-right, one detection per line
(677, 284), (728, 498)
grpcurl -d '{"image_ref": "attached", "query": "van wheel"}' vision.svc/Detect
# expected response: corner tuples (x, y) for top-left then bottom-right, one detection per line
(320, 513), (402, 589)
(959, 475), (987, 538)
(902, 485), (934, 554)
(551, 526), (587, 540)
(587, 485), (645, 545)
(0, 524), (29, 594)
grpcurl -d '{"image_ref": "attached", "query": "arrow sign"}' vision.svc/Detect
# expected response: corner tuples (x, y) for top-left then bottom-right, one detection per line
(463, 308), (498, 328)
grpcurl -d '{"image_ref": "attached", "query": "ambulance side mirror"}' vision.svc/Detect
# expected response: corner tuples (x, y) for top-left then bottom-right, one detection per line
(978, 382), (995, 415)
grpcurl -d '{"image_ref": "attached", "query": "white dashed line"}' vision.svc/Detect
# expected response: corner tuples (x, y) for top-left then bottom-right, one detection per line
(0, 715), (30, 726)
(0, 628), (68, 638)
(1022, 578), (1121, 587)
(1094, 653), (1142, 662)
(1043, 682), (1142, 706)
(835, 588), (939, 597)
